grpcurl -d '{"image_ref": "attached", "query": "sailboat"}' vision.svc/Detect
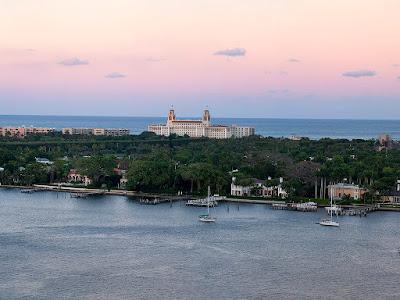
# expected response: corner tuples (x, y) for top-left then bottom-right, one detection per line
(319, 185), (339, 227)
(199, 186), (216, 223)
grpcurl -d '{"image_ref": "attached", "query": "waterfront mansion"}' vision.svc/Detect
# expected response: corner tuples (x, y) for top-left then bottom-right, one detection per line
(148, 108), (255, 139)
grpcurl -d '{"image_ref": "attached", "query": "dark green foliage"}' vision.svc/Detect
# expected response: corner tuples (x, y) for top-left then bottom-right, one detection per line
(0, 134), (399, 197)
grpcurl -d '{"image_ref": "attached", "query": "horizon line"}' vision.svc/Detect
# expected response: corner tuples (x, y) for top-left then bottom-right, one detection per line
(0, 113), (400, 122)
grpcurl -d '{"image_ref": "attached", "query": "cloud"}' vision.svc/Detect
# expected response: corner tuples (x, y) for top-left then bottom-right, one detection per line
(288, 58), (300, 63)
(105, 72), (126, 79)
(214, 48), (246, 57)
(397, 76), (400, 80)
(59, 57), (89, 66)
(393, 64), (399, 67)
(342, 70), (376, 78)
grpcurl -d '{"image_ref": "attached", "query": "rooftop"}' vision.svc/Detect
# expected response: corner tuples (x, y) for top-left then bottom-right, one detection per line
(329, 183), (362, 189)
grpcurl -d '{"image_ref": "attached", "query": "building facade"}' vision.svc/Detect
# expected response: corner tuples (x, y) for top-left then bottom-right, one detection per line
(231, 177), (287, 198)
(0, 126), (54, 138)
(381, 180), (400, 204)
(62, 128), (130, 136)
(148, 109), (255, 139)
(327, 183), (367, 200)
(67, 169), (92, 186)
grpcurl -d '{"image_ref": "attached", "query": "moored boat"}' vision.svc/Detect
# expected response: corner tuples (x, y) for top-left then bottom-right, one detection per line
(319, 186), (340, 227)
(199, 186), (216, 223)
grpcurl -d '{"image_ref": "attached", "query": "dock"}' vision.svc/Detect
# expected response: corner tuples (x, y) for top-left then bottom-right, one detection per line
(272, 202), (318, 212)
(137, 195), (192, 205)
(70, 191), (105, 198)
(20, 188), (43, 194)
(340, 205), (380, 217)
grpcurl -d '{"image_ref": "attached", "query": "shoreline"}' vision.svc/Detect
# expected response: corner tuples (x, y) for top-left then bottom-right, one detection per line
(1, 184), (399, 211)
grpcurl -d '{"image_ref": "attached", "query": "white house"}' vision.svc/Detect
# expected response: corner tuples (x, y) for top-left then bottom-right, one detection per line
(231, 177), (287, 198)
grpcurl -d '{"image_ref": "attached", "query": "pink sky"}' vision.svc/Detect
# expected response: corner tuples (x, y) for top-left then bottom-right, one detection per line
(0, 0), (399, 118)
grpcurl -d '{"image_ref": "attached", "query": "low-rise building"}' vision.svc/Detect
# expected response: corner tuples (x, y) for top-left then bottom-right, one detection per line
(67, 169), (92, 186)
(327, 183), (367, 200)
(231, 177), (287, 198)
(62, 128), (93, 135)
(288, 134), (303, 141)
(231, 179), (253, 197)
(0, 126), (54, 138)
(148, 108), (255, 139)
(0, 127), (25, 137)
(62, 128), (130, 136)
(104, 128), (130, 137)
(25, 127), (55, 135)
(381, 180), (400, 204)
(93, 128), (105, 135)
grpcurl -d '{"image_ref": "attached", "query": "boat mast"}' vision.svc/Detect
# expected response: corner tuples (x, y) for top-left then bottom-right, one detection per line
(330, 185), (333, 221)
(207, 186), (210, 215)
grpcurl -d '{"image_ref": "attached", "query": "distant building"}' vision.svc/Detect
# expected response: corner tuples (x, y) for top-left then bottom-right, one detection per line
(381, 180), (400, 204)
(67, 169), (92, 186)
(376, 134), (399, 151)
(62, 128), (130, 136)
(148, 108), (255, 139)
(0, 126), (54, 138)
(231, 179), (253, 197)
(327, 183), (367, 200)
(62, 128), (92, 135)
(25, 127), (55, 135)
(93, 128), (105, 135)
(35, 157), (54, 165)
(288, 134), (303, 141)
(231, 177), (287, 198)
(104, 128), (130, 136)
(378, 134), (392, 146)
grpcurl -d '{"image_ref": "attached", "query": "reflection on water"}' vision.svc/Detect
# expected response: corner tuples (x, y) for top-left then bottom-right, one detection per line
(0, 189), (399, 299)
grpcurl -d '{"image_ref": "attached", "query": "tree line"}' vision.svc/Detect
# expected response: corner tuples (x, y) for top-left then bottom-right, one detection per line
(1, 133), (399, 199)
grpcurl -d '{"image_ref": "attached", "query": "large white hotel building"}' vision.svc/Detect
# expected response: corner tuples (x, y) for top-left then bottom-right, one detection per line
(148, 109), (255, 139)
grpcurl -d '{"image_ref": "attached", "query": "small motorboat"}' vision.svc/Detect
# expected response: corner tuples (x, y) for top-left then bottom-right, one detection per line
(319, 219), (339, 227)
(199, 214), (216, 223)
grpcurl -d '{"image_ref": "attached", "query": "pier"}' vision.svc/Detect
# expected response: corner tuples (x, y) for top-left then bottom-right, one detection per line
(20, 188), (43, 194)
(70, 191), (105, 198)
(137, 195), (192, 205)
(331, 205), (380, 217)
(272, 202), (318, 212)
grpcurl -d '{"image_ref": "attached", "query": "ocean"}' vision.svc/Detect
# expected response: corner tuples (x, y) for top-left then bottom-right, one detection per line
(0, 189), (399, 299)
(0, 115), (400, 140)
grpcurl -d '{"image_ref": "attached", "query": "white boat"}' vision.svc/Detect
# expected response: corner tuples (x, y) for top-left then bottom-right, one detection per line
(319, 219), (339, 227)
(319, 186), (339, 227)
(199, 214), (216, 222)
(199, 186), (216, 223)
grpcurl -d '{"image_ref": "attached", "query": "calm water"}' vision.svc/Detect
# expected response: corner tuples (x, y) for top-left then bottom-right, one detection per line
(1, 115), (400, 139)
(0, 189), (399, 299)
